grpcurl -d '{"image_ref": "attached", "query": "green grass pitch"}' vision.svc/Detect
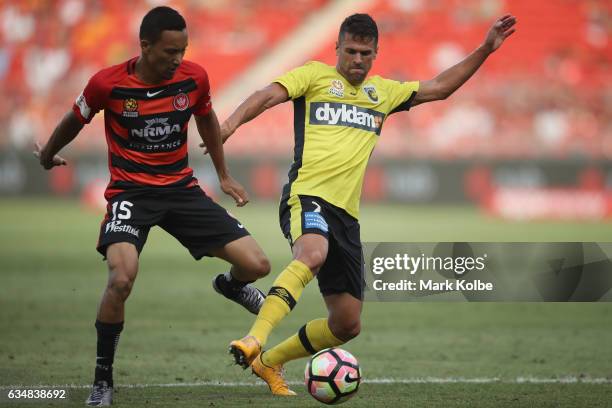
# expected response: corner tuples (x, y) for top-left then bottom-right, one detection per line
(1, 198), (611, 407)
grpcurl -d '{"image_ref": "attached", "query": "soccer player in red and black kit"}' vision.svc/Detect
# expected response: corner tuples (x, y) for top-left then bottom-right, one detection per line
(34, 7), (270, 406)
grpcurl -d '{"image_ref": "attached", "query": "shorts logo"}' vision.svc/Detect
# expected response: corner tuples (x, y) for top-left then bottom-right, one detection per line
(105, 220), (140, 238)
(122, 98), (139, 118)
(329, 79), (345, 98)
(363, 84), (379, 102)
(311, 201), (321, 213)
(226, 210), (244, 229)
(173, 92), (189, 111)
(304, 211), (328, 232)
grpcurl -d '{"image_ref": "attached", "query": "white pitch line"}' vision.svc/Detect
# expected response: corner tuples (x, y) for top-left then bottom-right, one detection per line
(1, 377), (611, 390)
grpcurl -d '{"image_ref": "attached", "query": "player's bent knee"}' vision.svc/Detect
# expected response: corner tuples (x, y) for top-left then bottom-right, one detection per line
(252, 255), (271, 278)
(298, 250), (327, 272)
(241, 250), (270, 279)
(330, 319), (361, 342)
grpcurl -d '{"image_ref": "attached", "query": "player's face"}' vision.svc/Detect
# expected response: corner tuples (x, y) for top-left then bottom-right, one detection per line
(141, 29), (188, 81)
(336, 33), (377, 85)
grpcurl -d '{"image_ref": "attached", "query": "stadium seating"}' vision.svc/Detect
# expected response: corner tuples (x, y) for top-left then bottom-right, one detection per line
(0, 0), (610, 159)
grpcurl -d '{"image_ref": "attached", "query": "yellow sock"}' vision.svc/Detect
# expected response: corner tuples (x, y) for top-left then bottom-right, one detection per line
(262, 318), (344, 367)
(248, 260), (313, 346)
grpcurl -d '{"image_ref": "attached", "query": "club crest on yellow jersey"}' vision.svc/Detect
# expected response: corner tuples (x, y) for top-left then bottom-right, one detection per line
(363, 85), (378, 103)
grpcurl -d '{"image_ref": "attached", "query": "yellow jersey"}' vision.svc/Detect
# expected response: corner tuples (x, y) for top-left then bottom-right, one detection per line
(275, 61), (419, 219)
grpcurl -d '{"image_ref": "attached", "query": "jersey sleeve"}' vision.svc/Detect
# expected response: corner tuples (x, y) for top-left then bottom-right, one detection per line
(274, 61), (316, 99)
(387, 80), (420, 114)
(72, 71), (108, 124)
(192, 67), (212, 116)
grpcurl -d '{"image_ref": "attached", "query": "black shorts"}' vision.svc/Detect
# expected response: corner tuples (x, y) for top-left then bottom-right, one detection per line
(279, 195), (365, 300)
(97, 186), (250, 259)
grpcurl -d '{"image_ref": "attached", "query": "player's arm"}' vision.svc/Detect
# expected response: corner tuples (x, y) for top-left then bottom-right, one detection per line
(222, 82), (289, 140)
(33, 110), (84, 169)
(194, 109), (249, 207)
(200, 83), (289, 153)
(412, 14), (516, 106)
(36, 70), (108, 169)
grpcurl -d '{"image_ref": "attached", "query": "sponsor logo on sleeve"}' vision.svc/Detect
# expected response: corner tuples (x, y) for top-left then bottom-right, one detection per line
(75, 93), (91, 119)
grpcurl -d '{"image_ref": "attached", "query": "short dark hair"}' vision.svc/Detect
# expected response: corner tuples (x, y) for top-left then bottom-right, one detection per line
(139, 6), (186, 44)
(338, 14), (378, 45)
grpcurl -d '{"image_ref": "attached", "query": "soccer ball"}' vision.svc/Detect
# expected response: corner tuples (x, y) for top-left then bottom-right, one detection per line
(305, 347), (361, 404)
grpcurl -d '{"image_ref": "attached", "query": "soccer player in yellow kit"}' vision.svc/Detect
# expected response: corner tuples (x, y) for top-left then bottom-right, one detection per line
(211, 13), (516, 395)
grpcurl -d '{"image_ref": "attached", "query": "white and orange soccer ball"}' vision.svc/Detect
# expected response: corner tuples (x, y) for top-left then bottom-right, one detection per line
(305, 347), (361, 405)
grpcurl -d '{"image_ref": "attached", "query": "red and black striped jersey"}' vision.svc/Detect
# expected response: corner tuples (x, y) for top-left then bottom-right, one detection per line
(72, 57), (212, 199)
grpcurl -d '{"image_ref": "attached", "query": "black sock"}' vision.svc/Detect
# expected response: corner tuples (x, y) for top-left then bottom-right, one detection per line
(219, 271), (251, 293)
(94, 320), (123, 387)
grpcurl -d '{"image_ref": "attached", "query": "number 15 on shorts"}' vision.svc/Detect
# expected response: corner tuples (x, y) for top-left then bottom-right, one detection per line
(111, 201), (133, 220)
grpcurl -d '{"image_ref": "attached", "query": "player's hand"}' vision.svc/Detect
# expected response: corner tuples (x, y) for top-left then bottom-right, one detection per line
(483, 14), (516, 53)
(33, 141), (67, 169)
(220, 175), (249, 207)
(200, 122), (234, 155)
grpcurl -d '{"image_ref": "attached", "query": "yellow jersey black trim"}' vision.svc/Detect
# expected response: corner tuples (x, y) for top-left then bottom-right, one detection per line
(275, 61), (419, 219)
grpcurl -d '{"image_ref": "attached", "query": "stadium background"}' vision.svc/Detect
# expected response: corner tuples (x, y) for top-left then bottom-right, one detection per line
(1, 0), (611, 406)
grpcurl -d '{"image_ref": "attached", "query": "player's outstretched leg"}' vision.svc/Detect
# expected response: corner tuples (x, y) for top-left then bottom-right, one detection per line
(253, 293), (361, 396)
(210, 236), (270, 315)
(229, 234), (325, 368)
(86, 243), (139, 406)
(229, 259), (315, 367)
